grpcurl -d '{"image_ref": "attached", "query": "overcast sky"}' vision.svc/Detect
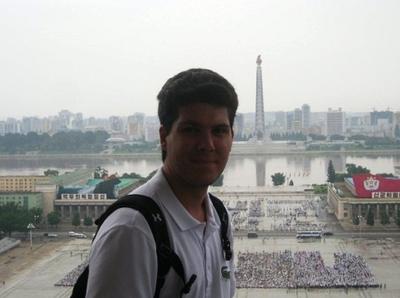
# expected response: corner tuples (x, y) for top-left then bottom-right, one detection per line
(1, 0), (399, 119)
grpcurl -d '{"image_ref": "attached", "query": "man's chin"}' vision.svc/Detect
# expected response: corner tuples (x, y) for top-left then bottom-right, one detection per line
(185, 175), (219, 188)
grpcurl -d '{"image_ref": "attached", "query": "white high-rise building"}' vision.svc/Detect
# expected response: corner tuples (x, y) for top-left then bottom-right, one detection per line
(326, 108), (345, 136)
(127, 113), (145, 140)
(293, 108), (303, 132)
(302, 104), (311, 130)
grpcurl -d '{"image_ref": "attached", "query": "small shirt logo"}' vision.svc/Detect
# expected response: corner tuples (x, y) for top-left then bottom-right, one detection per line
(363, 176), (380, 191)
(221, 266), (230, 279)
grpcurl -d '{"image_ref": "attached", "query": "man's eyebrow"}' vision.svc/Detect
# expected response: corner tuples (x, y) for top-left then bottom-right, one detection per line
(177, 121), (199, 126)
(178, 121), (230, 127)
(213, 123), (230, 127)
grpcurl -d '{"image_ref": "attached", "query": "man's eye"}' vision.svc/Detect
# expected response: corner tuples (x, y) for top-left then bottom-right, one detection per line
(213, 127), (230, 136)
(182, 126), (199, 134)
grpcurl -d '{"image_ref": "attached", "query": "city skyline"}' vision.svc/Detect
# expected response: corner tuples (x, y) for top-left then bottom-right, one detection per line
(1, 0), (400, 119)
(0, 106), (396, 122)
(1, 107), (398, 141)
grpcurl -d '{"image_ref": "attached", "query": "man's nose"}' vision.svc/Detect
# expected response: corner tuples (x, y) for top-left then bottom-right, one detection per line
(197, 131), (215, 152)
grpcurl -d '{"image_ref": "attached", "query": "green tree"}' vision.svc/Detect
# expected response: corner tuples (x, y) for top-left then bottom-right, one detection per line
(47, 211), (61, 228)
(380, 211), (390, 225)
(72, 213), (81, 227)
(327, 160), (336, 183)
(334, 163), (371, 182)
(366, 208), (375, 226)
(94, 166), (108, 179)
(330, 134), (345, 141)
(44, 169), (59, 176)
(83, 216), (93, 226)
(121, 172), (144, 179)
(93, 178), (120, 199)
(309, 134), (326, 141)
(271, 173), (285, 186)
(312, 184), (327, 194)
(345, 163), (370, 176)
(0, 203), (31, 236)
(396, 209), (400, 227)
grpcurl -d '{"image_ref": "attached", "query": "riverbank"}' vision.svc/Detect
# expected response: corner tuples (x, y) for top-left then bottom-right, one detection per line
(0, 148), (399, 160)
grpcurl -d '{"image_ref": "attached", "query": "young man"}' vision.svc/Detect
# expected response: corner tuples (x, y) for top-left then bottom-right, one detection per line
(86, 68), (238, 297)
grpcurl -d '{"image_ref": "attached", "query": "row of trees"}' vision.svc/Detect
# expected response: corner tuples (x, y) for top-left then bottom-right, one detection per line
(0, 130), (110, 154)
(270, 132), (307, 141)
(0, 203), (97, 236)
(271, 132), (399, 143)
(327, 161), (372, 183)
(0, 203), (42, 236)
(71, 213), (93, 227)
(113, 141), (159, 153)
(352, 208), (400, 227)
(327, 161), (394, 183)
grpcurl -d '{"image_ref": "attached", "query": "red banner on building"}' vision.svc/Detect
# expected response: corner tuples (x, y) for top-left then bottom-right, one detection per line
(352, 174), (400, 198)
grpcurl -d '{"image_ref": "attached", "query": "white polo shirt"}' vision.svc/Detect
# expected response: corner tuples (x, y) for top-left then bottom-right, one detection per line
(86, 169), (235, 298)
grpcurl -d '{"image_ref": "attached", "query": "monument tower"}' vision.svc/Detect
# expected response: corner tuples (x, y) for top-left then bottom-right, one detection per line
(255, 55), (265, 140)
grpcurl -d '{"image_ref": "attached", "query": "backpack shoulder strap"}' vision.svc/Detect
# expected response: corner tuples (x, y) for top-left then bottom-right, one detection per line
(72, 194), (195, 298)
(111, 195), (173, 290)
(209, 193), (232, 261)
(94, 194), (170, 253)
(71, 265), (89, 297)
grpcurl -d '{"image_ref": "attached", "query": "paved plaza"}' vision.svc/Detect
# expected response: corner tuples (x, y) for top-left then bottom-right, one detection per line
(234, 237), (400, 297)
(1, 236), (400, 298)
(1, 191), (399, 297)
(0, 239), (89, 298)
(222, 192), (333, 233)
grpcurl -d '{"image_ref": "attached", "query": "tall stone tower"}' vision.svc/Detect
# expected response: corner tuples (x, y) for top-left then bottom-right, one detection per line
(255, 55), (265, 140)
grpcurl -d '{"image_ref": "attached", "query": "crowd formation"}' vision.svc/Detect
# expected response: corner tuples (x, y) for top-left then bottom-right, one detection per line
(226, 196), (325, 232)
(55, 260), (88, 287)
(56, 250), (378, 290)
(236, 250), (377, 289)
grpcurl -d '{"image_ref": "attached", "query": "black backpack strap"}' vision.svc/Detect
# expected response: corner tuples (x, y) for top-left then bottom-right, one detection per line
(72, 194), (196, 298)
(70, 265), (89, 297)
(209, 194), (232, 261)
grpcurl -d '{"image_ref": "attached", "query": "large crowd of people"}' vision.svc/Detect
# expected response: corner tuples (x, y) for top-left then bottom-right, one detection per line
(56, 250), (378, 289)
(55, 195), (377, 290)
(225, 196), (324, 232)
(236, 250), (377, 289)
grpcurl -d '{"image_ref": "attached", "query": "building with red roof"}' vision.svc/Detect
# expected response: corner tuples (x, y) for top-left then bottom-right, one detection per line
(327, 174), (400, 223)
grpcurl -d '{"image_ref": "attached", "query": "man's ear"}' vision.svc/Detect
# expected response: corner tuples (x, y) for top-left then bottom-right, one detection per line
(159, 125), (167, 151)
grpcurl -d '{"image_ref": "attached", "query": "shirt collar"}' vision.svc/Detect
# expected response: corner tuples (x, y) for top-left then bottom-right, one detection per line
(152, 169), (218, 232)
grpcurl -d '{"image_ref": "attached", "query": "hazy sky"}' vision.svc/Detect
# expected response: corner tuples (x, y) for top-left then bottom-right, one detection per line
(1, 0), (399, 119)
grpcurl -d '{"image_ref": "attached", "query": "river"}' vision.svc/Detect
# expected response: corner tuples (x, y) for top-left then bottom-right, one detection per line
(0, 153), (399, 186)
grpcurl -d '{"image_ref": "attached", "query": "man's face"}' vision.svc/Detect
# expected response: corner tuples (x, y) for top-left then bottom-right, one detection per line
(160, 102), (233, 188)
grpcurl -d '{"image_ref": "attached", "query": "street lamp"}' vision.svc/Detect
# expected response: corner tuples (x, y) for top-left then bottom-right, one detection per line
(27, 223), (35, 250)
(357, 215), (363, 240)
(33, 215), (39, 225)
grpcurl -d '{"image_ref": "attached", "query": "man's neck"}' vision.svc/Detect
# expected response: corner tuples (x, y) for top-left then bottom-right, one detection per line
(162, 168), (208, 222)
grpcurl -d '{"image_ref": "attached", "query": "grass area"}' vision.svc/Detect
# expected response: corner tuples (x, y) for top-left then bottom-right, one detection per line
(312, 184), (327, 194)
